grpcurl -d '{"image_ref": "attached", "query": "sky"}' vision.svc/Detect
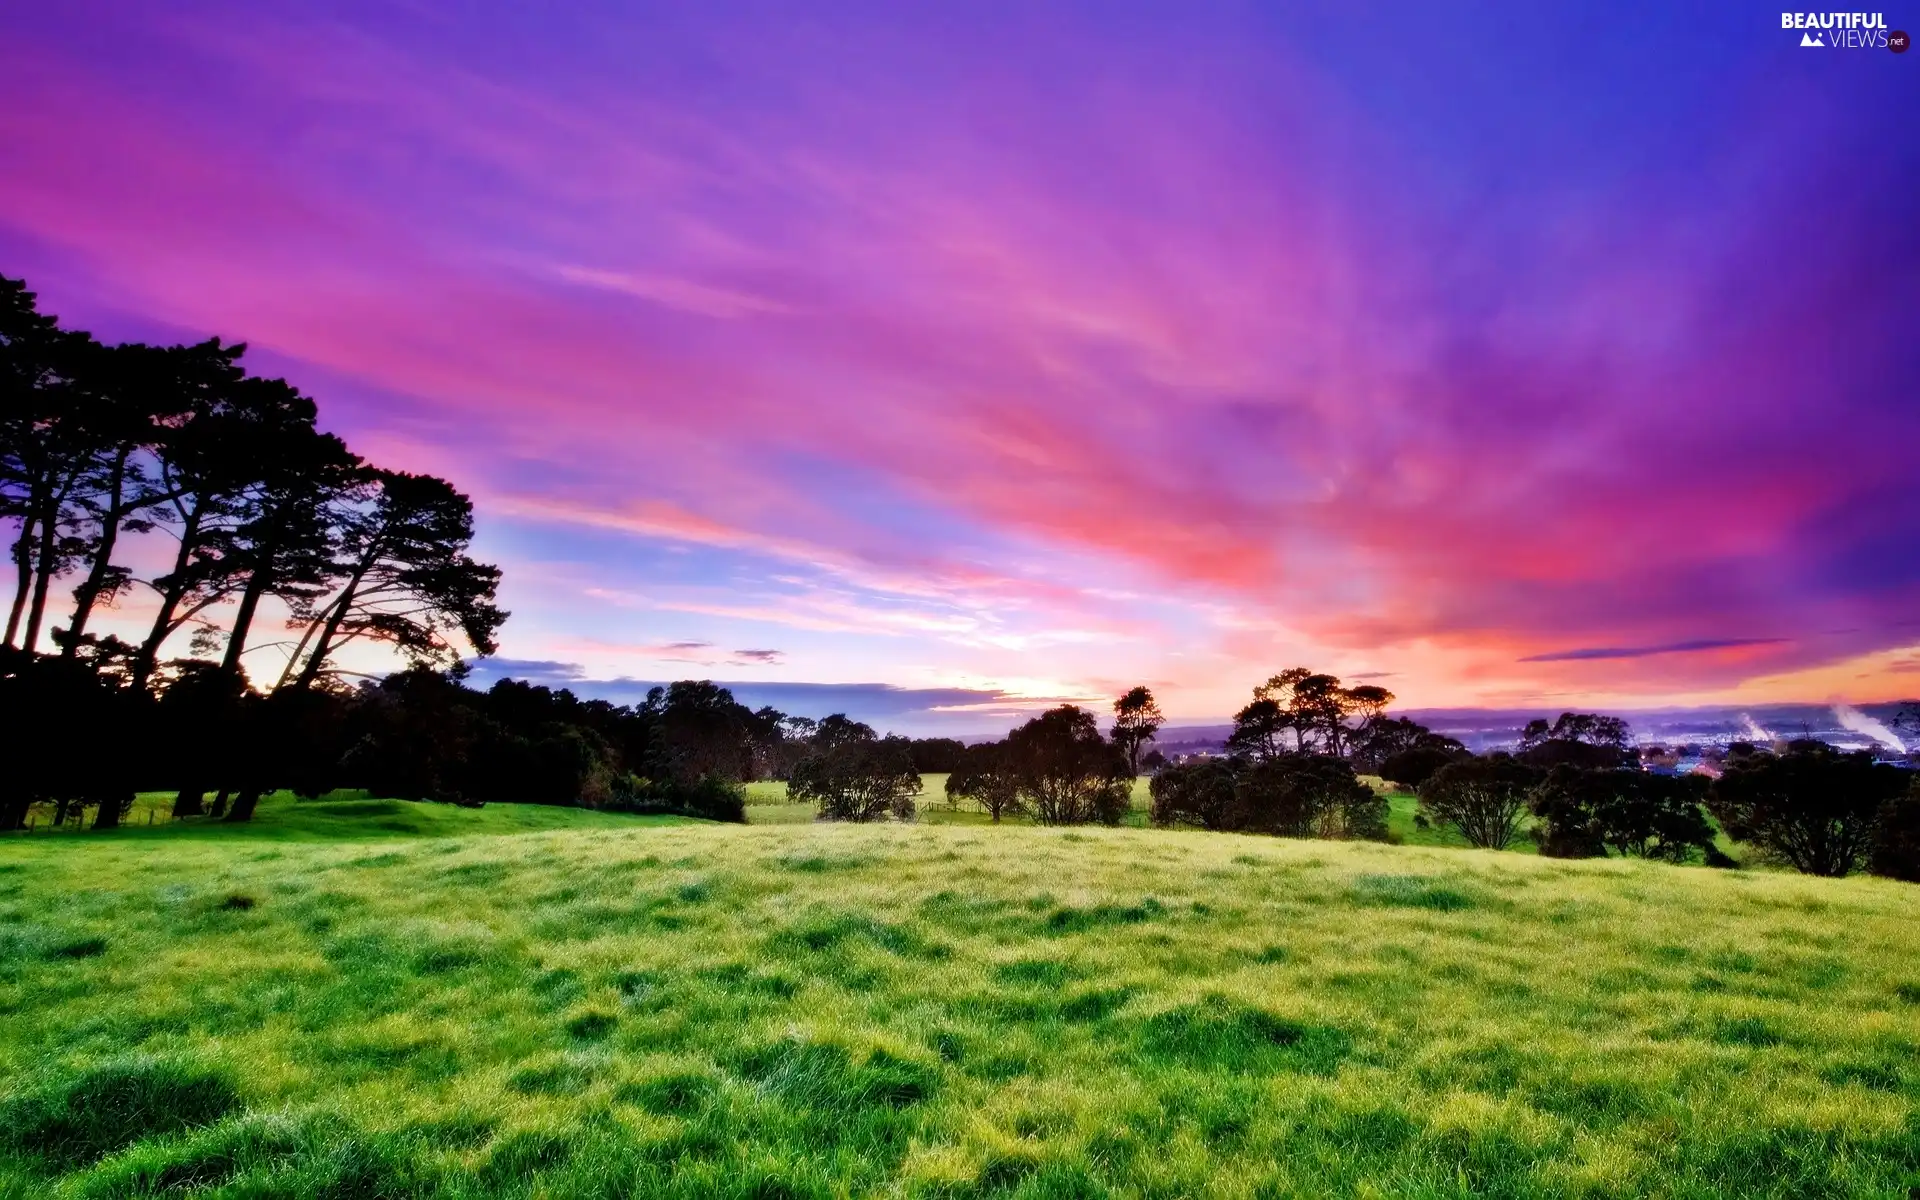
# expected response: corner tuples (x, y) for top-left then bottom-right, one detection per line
(2, 1), (1917, 734)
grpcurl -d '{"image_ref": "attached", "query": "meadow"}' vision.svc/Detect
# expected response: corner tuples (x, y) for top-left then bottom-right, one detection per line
(3, 793), (1919, 1197)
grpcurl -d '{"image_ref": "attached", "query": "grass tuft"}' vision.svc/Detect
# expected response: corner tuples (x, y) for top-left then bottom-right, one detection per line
(0, 1058), (241, 1168)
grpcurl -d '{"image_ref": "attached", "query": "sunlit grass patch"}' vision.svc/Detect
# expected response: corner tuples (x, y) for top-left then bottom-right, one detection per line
(2, 798), (1919, 1196)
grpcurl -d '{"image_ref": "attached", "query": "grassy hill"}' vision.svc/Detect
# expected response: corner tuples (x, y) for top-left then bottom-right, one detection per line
(3, 795), (1918, 1197)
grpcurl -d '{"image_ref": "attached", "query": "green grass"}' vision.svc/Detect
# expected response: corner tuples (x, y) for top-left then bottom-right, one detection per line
(3, 794), (1919, 1196)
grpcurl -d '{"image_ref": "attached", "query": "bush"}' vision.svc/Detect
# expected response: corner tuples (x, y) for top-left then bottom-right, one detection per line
(1417, 755), (1538, 849)
(1149, 759), (1239, 830)
(1528, 767), (1716, 862)
(1151, 756), (1386, 841)
(1708, 744), (1909, 876)
(1234, 756), (1388, 840)
(1869, 778), (1920, 882)
(611, 773), (747, 823)
(1378, 746), (1464, 791)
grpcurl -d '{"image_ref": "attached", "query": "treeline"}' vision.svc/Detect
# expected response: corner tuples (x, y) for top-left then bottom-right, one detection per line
(7, 272), (1918, 876)
(1136, 677), (1918, 882)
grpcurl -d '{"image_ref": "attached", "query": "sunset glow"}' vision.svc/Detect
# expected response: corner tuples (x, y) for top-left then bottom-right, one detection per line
(4, 2), (1915, 731)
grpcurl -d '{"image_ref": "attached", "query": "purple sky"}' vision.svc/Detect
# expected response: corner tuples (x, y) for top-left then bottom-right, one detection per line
(3, 1), (1916, 732)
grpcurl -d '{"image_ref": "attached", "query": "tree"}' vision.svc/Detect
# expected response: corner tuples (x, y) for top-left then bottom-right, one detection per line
(946, 741), (1024, 822)
(1110, 686), (1165, 776)
(1417, 755), (1538, 849)
(1708, 744), (1909, 877)
(280, 470), (505, 690)
(1005, 705), (1131, 825)
(214, 398), (361, 680)
(1235, 669), (1398, 758)
(789, 717), (920, 821)
(128, 347), (306, 691)
(907, 737), (966, 774)
(1, 280), (100, 653)
(645, 681), (757, 785)
(1225, 698), (1292, 763)
(1351, 716), (1460, 774)
(1518, 712), (1634, 770)
(1527, 766), (1716, 861)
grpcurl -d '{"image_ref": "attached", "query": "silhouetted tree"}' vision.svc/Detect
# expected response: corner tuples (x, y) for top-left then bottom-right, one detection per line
(1518, 712), (1634, 770)
(129, 346), (305, 690)
(1226, 698), (1293, 762)
(1379, 745), (1467, 791)
(1351, 716), (1462, 774)
(646, 680), (757, 785)
(1709, 743), (1909, 876)
(1111, 686), (1164, 776)
(1005, 705), (1131, 825)
(1418, 755), (1538, 849)
(790, 717), (920, 821)
(1151, 755), (1385, 840)
(215, 405), (360, 680)
(1232, 669), (1398, 758)
(907, 736), (966, 774)
(55, 343), (187, 656)
(281, 470), (504, 689)
(1, 279), (100, 653)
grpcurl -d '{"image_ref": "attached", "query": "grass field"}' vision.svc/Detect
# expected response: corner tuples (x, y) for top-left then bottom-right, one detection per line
(4, 793), (1919, 1197)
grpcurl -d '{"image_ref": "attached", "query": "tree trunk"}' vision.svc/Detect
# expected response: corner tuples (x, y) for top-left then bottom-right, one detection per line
(220, 572), (270, 676)
(292, 555), (374, 690)
(223, 787), (262, 823)
(209, 789), (229, 818)
(21, 493), (64, 654)
(64, 449), (133, 654)
(4, 510), (36, 648)
(53, 796), (74, 827)
(171, 788), (205, 818)
(92, 794), (127, 830)
(132, 506), (203, 691)
(0, 794), (29, 831)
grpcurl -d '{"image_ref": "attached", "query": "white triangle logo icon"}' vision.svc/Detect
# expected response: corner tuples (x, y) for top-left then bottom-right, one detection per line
(1800, 30), (1824, 46)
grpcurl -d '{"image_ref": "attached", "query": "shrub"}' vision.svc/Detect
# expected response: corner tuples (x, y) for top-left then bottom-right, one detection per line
(1708, 744), (1909, 876)
(1378, 746), (1464, 790)
(1528, 767), (1717, 862)
(612, 773), (747, 823)
(1869, 777), (1920, 882)
(1234, 755), (1388, 841)
(1417, 755), (1538, 849)
(1148, 759), (1239, 830)
(1151, 756), (1386, 841)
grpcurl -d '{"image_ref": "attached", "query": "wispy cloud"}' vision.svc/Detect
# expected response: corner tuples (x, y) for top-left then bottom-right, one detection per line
(3, 3), (1915, 712)
(1520, 639), (1789, 664)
